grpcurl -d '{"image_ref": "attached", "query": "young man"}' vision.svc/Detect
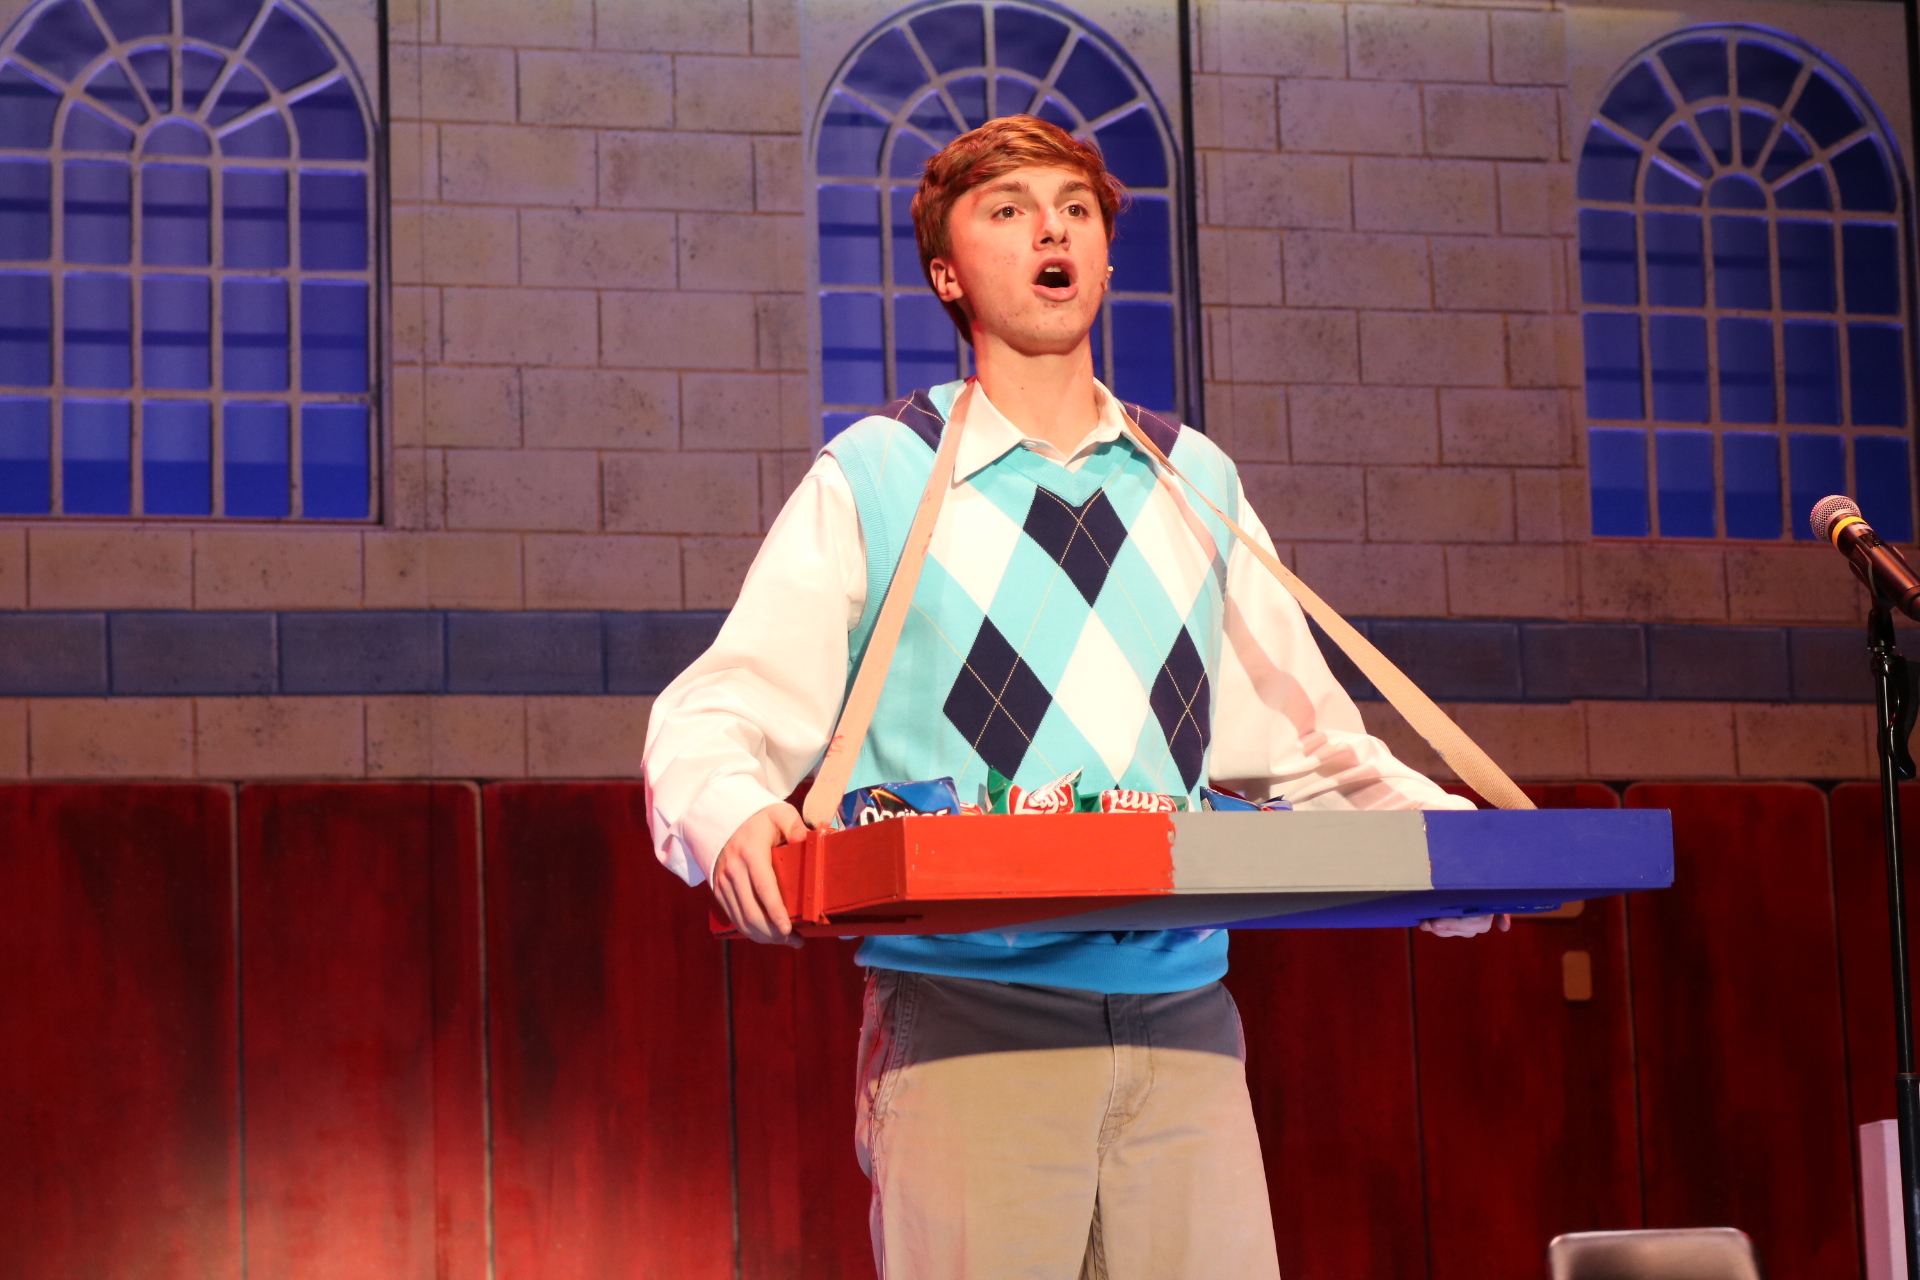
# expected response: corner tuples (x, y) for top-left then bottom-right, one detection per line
(644, 117), (1494, 1279)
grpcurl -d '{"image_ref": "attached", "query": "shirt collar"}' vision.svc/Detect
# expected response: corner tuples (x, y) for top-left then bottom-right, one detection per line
(950, 377), (1134, 481)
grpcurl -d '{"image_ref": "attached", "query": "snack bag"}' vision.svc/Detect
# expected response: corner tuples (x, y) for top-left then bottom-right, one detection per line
(837, 777), (963, 828)
(1199, 786), (1293, 812)
(985, 767), (1083, 815)
(1096, 789), (1190, 814)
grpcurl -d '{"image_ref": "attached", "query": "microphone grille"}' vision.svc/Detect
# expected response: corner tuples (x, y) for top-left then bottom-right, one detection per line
(1810, 494), (1861, 542)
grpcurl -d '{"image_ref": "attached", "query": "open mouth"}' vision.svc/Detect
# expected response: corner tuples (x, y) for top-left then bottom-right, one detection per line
(1033, 262), (1075, 295)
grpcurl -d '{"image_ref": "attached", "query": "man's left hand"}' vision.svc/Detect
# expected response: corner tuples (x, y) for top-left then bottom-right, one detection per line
(1419, 913), (1511, 937)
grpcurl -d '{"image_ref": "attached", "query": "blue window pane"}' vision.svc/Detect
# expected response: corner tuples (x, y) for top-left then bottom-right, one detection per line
(1053, 38), (1134, 120)
(1035, 96), (1076, 133)
(818, 92), (887, 177)
(1643, 213), (1702, 306)
(142, 164), (210, 266)
(63, 160), (129, 263)
(888, 131), (937, 179)
(1717, 317), (1775, 424)
(821, 292), (884, 405)
(184, 0), (263, 48)
(224, 401), (288, 518)
(994, 75), (1035, 118)
(1723, 432), (1782, 538)
(223, 168), (287, 268)
(889, 187), (917, 288)
(0, 272), (50, 384)
(994, 7), (1071, 78)
(1649, 314), (1708, 422)
(1776, 171), (1831, 211)
(1711, 215), (1769, 308)
(1583, 313), (1643, 420)
(910, 5), (984, 73)
(222, 278), (288, 391)
(1792, 72), (1862, 147)
(1589, 427), (1650, 536)
(947, 75), (988, 130)
(905, 91), (960, 144)
(86, 62), (146, 123)
(894, 293), (957, 395)
(64, 102), (132, 150)
(1657, 125), (1711, 178)
(0, 160), (51, 260)
(247, 6), (335, 91)
(0, 65), (62, 148)
(1094, 106), (1166, 188)
(97, 0), (170, 42)
(128, 47), (169, 107)
(145, 119), (210, 156)
(1784, 321), (1841, 425)
(1696, 107), (1733, 166)
(1090, 305), (1105, 385)
(1655, 429), (1714, 536)
(299, 280), (367, 392)
(299, 171), (367, 270)
(206, 64), (268, 126)
(289, 80), (366, 160)
(301, 403), (368, 519)
(823, 411), (865, 442)
(143, 275), (210, 389)
(1843, 224), (1900, 316)
(1788, 432), (1847, 538)
(1735, 108), (1772, 168)
(1111, 195), (1170, 292)
(142, 400), (211, 515)
(64, 272), (130, 388)
(1776, 220), (1834, 312)
(1850, 323), (1908, 427)
(1761, 126), (1811, 182)
(1737, 41), (1801, 108)
(0, 397), (50, 513)
(818, 185), (881, 286)
(1578, 210), (1636, 304)
(1856, 435), (1914, 543)
(1708, 175), (1764, 210)
(1660, 38), (1728, 102)
(18, 0), (108, 82)
(1644, 163), (1702, 207)
(62, 399), (130, 514)
(842, 28), (927, 111)
(1109, 301), (1175, 412)
(1600, 62), (1673, 139)
(1835, 138), (1896, 212)
(220, 110), (291, 157)
(180, 49), (225, 112)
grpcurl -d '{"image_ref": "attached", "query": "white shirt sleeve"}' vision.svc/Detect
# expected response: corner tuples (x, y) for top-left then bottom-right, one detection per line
(1207, 490), (1477, 813)
(642, 453), (868, 885)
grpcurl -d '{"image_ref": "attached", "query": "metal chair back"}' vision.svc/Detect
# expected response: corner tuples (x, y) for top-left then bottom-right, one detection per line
(1547, 1228), (1761, 1280)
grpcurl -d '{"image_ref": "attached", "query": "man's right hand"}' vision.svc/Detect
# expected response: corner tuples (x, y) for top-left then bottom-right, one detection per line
(710, 801), (810, 947)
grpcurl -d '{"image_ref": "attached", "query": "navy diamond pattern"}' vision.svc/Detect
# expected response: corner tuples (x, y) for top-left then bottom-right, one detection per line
(1021, 486), (1130, 603)
(1149, 627), (1210, 790)
(944, 617), (1053, 778)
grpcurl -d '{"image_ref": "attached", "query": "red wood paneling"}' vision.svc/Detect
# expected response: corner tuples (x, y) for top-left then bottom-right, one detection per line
(731, 937), (874, 1280)
(1418, 783), (1642, 1280)
(1627, 783), (1858, 1278)
(1831, 781), (1920, 1132)
(0, 784), (240, 1279)
(238, 783), (486, 1280)
(483, 782), (734, 1280)
(1227, 929), (1428, 1279)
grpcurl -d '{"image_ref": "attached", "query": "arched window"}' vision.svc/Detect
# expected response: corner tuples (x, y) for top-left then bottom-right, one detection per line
(0, 0), (376, 520)
(812, 0), (1186, 439)
(1577, 25), (1913, 541)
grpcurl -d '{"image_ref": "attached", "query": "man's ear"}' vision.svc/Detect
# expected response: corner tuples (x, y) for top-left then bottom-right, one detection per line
(928, 256), (965, 305)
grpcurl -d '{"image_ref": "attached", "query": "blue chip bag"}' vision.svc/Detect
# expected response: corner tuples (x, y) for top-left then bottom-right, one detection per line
(1199, 786), (1293, 812)
(837, 777), (964, 828)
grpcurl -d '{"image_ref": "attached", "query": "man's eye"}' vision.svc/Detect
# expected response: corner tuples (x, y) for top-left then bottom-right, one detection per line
(994, 205), (1017, 219)
(1066, 203), (1087, 217)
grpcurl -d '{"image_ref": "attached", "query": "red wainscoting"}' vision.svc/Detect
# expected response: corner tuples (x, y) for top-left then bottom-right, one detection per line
(0, 778), (1901, 1279)
(1830, 782), (1920, 1135)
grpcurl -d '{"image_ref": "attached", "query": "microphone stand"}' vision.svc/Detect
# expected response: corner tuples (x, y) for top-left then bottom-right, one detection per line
(1869, 602), (1920, 1280)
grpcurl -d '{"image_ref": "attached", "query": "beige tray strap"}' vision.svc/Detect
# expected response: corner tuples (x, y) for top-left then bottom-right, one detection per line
(801, 385), (973, 829)
(1120, 411), (1537, 812)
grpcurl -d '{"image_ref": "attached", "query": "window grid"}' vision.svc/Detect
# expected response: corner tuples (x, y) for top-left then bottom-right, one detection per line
(0, 0), (376, 521)
(813, 1), (1186, 440)
(1576, 25), (1914, 542)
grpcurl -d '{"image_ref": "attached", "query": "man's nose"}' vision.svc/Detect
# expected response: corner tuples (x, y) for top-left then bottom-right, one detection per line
(1036, 208), (1069, 243)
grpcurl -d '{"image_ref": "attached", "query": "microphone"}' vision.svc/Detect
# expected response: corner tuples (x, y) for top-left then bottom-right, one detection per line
(1811, 495), (1920, 620)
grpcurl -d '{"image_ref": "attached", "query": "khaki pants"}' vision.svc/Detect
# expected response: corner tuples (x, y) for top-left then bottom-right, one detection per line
(855, 969), (1282, 1280)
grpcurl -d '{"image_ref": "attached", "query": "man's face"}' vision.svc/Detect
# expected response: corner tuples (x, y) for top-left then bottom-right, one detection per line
(929, 163), (1109, 356)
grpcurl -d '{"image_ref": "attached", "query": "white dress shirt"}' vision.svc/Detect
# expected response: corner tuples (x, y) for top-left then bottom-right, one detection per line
(643, 381), (1473, 886)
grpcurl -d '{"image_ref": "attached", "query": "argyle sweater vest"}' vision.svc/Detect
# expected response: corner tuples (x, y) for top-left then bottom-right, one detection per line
(822, 380), (1243, 994)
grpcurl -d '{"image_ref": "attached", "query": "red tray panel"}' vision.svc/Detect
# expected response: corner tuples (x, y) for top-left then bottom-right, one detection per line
(0, 783), (240, 1279)
(484, 782), (734, 1280)
(238, 783), (485, 1280)
(1627, 783), (1858, 1279)
(1226, 929), (1427, 1280)
(1420, 783), (1642, 1280)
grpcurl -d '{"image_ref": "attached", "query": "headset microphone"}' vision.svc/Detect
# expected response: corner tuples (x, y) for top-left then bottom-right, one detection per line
(1811, 495), (1920, 620)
